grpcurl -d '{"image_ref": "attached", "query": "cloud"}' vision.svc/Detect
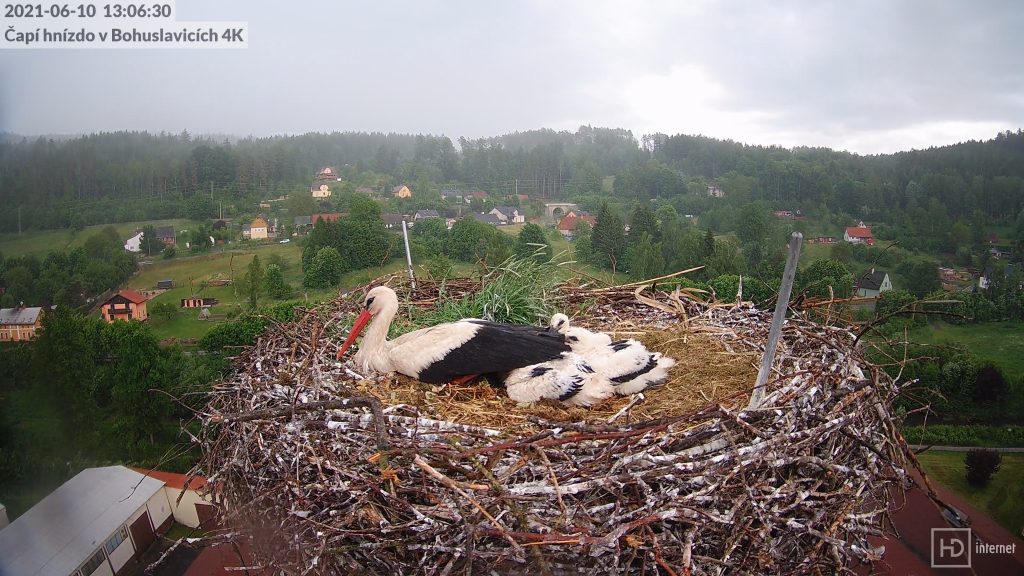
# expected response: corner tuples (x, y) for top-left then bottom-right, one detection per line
(0, 0), (1021, 153)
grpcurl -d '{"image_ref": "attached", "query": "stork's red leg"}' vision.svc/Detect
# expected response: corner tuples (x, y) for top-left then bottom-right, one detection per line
(449, 374), (480, 386)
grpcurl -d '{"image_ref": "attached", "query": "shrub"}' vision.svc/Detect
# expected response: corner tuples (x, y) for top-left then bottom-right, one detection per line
(964, 448), (1001, 487)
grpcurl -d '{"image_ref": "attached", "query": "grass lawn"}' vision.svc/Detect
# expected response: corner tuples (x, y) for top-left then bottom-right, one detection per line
(906, 320), (1024, 381)
(0, 219), (195, 258)
(917, 451), (1024, 536)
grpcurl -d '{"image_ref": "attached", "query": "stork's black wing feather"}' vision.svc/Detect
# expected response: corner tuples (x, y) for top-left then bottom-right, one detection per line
(416, 320), (569, 384)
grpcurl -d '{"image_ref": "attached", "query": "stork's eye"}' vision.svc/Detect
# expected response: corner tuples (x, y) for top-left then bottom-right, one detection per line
(568, 336), (579, 342)
(366, 297), (375, 307)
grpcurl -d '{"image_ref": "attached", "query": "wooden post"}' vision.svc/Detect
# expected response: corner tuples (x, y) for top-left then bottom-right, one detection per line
(748, 232), (803, 410)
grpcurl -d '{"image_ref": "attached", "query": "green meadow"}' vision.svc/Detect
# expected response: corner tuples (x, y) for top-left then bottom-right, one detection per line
(917, 451), (1024, 536)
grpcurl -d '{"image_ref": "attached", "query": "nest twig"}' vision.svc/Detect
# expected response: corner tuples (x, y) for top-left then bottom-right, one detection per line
(192, 278), (910, 575)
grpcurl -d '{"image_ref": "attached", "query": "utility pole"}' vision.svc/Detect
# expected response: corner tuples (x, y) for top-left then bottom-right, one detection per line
(18, 205), (21, 235)
(401, 221), (416, 290)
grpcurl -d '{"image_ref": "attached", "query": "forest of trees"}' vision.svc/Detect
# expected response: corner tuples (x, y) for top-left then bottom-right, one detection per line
(3, 127), (1022, 245)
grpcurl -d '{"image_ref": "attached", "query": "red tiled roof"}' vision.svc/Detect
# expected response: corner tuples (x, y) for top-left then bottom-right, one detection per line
(115, 290), (148, 304)
(557, 214), (596, 231)
(312, 213), (346, 223)
(846, 226), (874, 238)
(185, 540), (265, 576)
(129, 467), (208, 491)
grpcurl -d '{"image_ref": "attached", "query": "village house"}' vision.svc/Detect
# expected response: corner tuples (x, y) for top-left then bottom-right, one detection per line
(441, 188), (463, 202)
(707, 185), (725, 198)
(414, 209), (441, 222)
(381, 213), (405, 229)
(0, 305), (44, 341)
(311, 183), (332, 198)
(557, 213), (597, 239)
(248, 216), (269, 240)
(355, 185), (377, 196)
(312, 213), (345, 225)
(978, 263), (1021, 291)
(472, 212), (502, 225)
(856, 269), (893, 298)
(844, 221), (875, 245)
(293, 215), (312, 235)
(100, 290), (149, 323)
(490, 206), (525, 224)
(123, 230), (143, 253)
(181, 297), (218, 308)
(315, 166), (341, 182)
(155, 226), (176, 247)
(465, 190), (489, 202)
(392, 184), (412, 198)
(0, 466), (216, 576)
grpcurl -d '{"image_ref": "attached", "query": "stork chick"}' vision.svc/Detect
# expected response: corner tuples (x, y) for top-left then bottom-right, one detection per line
(548, 313), (676, 394)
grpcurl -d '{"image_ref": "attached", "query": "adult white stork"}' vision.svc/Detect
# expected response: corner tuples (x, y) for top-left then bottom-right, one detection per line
(548, 313), (676, 394)
(336, 286), (610, 405)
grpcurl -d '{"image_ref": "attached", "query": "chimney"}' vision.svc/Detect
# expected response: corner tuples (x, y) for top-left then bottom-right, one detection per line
(870, 268), (875, 275)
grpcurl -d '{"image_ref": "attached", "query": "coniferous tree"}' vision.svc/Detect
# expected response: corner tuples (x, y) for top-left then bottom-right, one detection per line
(591, 203), (626, 274)
(246, 255), (264, 308)
(628, 205), (659, 246)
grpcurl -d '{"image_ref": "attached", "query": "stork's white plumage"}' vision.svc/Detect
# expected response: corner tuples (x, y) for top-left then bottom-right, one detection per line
(337, 287), (610, 405)
(548, 313), (676, 394)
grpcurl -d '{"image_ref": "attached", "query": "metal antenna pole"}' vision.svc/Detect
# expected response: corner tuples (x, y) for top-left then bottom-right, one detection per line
(401, 220), (416, 290)
(748, 232), (803, 410)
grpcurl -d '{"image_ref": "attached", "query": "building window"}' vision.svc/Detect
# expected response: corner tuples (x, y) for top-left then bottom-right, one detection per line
(103, 525), (129, 555)
(79, 548), (106, 575)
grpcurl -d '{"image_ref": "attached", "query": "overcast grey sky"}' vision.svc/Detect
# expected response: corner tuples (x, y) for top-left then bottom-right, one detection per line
(1, 0), (1022, 154)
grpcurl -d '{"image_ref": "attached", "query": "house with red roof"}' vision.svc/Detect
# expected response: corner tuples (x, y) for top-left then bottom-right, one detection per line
(100, 290), (149, 323)
(844, 221), (875, 246)
(557, 214), (597, 239)
(130, 467), (217, 530)
(311, 213), (346, 225)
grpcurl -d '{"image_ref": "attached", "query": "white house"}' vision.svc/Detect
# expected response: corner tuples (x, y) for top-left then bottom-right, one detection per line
(0, 466), (215, 576)
(123, 231), (144, 253)
(490, 206), (525, 224)
(0, 466), (172, 576)
(129, 467), (215, 530)
(856, 269), (893, 298)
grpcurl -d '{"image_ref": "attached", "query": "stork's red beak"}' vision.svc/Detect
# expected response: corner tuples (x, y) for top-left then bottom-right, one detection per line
(337, 310), (372, 359)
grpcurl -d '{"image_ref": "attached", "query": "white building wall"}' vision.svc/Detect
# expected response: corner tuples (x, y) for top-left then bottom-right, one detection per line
(127, 504), (147, 526)
(124, 233), (143, 253)
(165, 487), (210, 528)
(145, 491), (172, 530)
(87, 560), (114, 576)
(108, 536), (134, 572)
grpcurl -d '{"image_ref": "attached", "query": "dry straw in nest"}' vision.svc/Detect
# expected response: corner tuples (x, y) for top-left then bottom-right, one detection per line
(193, 278), (910, 575)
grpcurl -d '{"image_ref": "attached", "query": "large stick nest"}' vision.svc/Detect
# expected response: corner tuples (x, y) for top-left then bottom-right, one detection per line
(194, 278), (910, 575)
